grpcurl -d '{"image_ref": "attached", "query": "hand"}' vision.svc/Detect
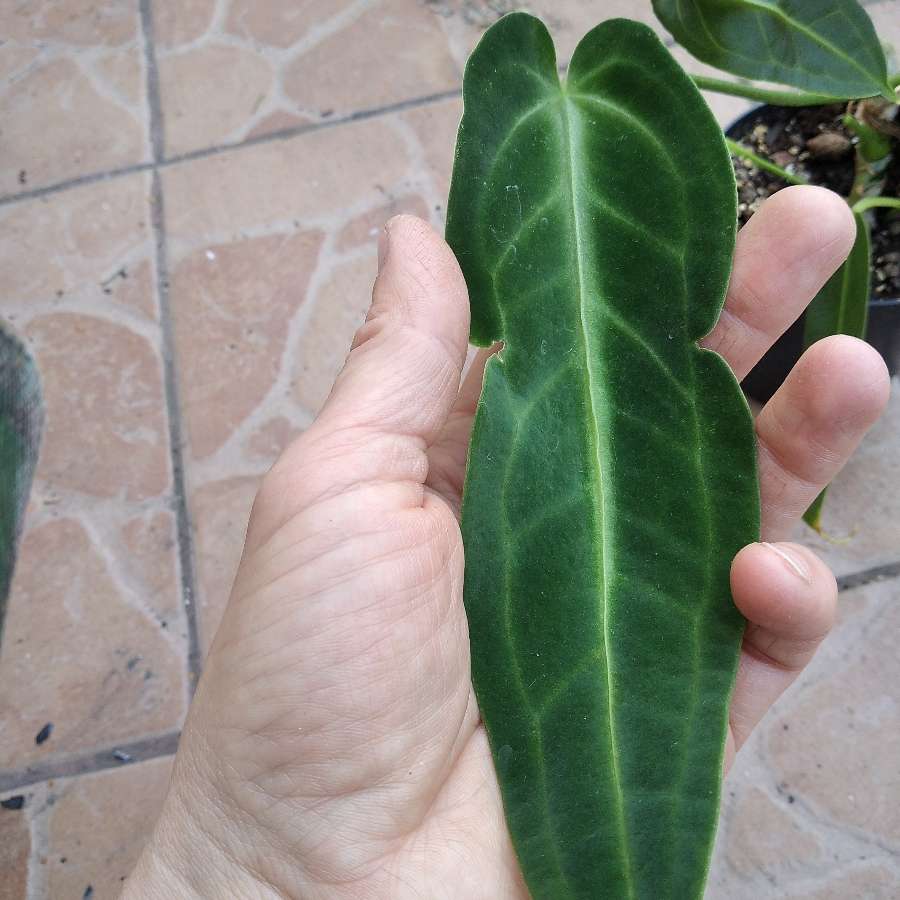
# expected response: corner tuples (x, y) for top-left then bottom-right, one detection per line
(124, 187), (889, 899)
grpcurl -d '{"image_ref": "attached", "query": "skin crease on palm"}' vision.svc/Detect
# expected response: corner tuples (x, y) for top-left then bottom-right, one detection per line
(122, 186), (890, 900)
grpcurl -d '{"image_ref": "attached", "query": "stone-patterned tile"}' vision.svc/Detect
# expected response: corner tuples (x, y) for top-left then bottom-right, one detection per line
(0, 516), (185, 770)
(767, 584), (900, 852)
(161, 112), (447, 655)
(155, 0), (460, 156)
(798, 381), (900, 578)
(399, 97), (463, 210)
(708, 578), (900, 898)
(0, 800), (30, 900)
(0, 176), (187, 769)
(0, 1), (149, 196)
(430, 0), (666, 72)
(0, 756), (173, 899)
(191, 477), (259, 653)
(724, 787), (823, 880)
(867, 2), (900, 68)
(171, 230), (325, 459)
(790, 864), (900, 899)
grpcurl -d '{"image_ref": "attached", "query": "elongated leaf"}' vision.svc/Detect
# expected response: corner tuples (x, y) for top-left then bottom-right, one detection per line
(802, 212), (870, 529)
(0, 325), (43, 644)
(653, 0), (894, 100)
(803, 212), (871, 347)
(447, 14), (759, 900)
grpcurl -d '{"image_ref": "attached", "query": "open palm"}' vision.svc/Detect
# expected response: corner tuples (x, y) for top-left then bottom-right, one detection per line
(126, 188), (889, 900)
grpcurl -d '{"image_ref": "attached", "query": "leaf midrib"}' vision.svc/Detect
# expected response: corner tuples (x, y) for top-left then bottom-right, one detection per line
(560, 86), (636, 900)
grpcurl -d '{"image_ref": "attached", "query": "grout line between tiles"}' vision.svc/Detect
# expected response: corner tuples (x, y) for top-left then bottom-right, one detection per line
(0, 732), (181, 793)
(139, 0), (166, 161)
(163, 86), (464, 166)
(836, 559), (900, 592)
(0, 88), (462, 209)
(0, 560), (897, 793)
(140, 0), (203, 686)
(150, 167), (203, 686)
(0, 162), (156, 207)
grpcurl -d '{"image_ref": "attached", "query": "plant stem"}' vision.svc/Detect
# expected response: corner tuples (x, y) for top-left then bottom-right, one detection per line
(724, 138), (809, 186)
(692, 75), (843, 107)
(852, 196), (900, 214)
(889, 73), (900, 90)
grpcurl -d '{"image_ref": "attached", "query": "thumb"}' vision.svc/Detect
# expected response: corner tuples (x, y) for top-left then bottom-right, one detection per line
(318, 214), (470, 441)
(247, 215), (470, 547)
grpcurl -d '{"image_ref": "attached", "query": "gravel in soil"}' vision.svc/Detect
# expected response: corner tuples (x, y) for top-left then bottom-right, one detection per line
(727, 103), (899, 298)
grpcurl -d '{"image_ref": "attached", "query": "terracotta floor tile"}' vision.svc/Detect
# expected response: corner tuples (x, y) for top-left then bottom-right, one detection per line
(799, 383), (900, 577)
(0, 1), (149, 197)
(866, 1), (900, 53)
(0, 800), (30, 900)
(431, 0), (666, 72)
(766, 582), (900, 853)
(0, 755), (172, 899)
(155, 0), (460, 157)
(0, 176), (187, 769)
(399, 96), (464, 210)
(707, 578), (900, 898)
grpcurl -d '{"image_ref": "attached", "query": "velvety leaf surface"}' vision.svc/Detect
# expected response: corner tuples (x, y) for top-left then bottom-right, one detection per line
(446, 14), (759, 900)
(0, 326), (43, 644)
(652, 0), (893, 100)
(801, 211), (870, 529)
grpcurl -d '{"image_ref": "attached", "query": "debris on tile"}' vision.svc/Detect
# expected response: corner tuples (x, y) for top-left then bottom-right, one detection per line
(1, 795), (25, 810)
(112, 749), (133, 763)
(35, 722), (54, 745)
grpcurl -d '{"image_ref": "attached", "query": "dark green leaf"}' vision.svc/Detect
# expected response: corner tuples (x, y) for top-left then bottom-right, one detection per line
(803, 212), (871, 346)
(803, 488), (826, 532)
(447, 14), (759, 899)
(0, 325), (43, 644)
(653, 0), (894, 101)
(802, 212), (870, 529)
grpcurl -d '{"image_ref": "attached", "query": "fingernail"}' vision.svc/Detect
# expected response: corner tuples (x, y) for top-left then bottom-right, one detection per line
(761, 542), (812, 584)
(377, 222), (391, 271)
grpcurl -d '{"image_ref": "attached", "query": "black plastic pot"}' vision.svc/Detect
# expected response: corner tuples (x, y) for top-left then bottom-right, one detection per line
(726, 105), (900, 403)
(740, 298), (900, 403)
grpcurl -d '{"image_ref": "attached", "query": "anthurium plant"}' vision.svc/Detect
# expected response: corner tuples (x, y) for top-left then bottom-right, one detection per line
(652, 0), (899, 528)
(446, 13), (758, 900)
(445, 4), (896, 899)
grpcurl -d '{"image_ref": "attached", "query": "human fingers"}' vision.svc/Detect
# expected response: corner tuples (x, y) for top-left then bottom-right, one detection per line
(426, 345), (499, 513)
(755, 334), (890, 541)
(727, 541), (837, 759)
(702, 185), (855, 381)
(248, 214), (470, 548)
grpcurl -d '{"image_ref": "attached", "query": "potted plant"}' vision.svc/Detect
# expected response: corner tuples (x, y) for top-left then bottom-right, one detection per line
(649, 0), (898, 528)
(445, 6), (896, 898)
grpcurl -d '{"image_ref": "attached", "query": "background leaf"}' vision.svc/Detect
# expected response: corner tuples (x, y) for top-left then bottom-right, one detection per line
(0, 325), (43, 645)
(652, 0), (893, 100)
(447, 14), (759, 899)
(801, 212), (871, 529)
